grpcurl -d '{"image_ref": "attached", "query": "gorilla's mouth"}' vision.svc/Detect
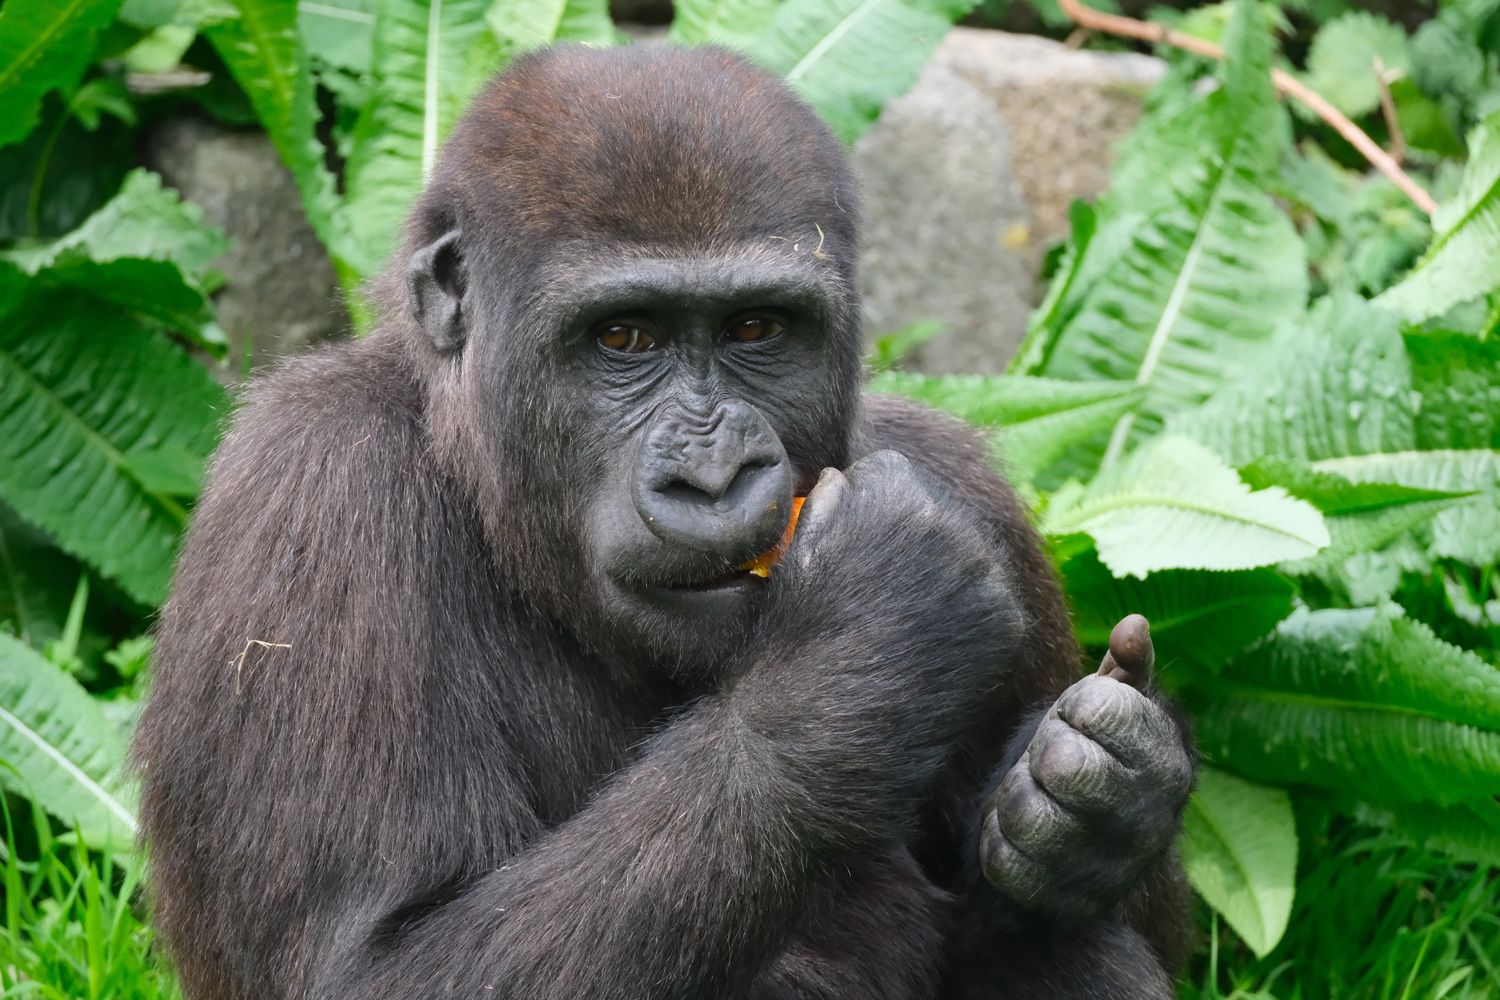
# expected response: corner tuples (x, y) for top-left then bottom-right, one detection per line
(676, 568), (763, 592)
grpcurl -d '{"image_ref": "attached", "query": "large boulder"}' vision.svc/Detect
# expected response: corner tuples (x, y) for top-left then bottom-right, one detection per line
(855, 28), (1163, 373)
(141, 117), (350, 383)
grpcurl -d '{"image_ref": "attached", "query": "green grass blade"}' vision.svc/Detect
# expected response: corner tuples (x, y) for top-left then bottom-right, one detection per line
(0, 283), (227, 605)
(1043, 435), (1328, 578)
(0, 634), (135, 851)
(0, 0), (122, 148)
(1181, 766), (1297, 958)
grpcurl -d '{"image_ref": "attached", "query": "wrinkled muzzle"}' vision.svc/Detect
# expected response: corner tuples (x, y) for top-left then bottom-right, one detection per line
(630, 400), (793, 559)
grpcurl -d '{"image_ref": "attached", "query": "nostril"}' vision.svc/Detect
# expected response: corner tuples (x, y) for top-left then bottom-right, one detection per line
(658, 461), (771, 508)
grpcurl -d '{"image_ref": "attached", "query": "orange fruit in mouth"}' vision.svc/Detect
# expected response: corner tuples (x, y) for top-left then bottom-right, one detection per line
(738, 496), (806, 578)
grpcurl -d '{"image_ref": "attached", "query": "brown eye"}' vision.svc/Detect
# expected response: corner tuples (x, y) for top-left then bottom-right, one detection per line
(726, 317), (783, 343)
(598, 324), (657, 353)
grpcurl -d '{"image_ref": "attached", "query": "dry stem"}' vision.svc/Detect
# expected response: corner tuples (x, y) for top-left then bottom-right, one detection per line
(1054, 0), (1438, 216)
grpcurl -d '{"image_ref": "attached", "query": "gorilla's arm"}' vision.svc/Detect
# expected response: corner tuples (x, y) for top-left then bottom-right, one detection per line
(852, 396), (1195, 990)
(137, 347), (1023, 1000)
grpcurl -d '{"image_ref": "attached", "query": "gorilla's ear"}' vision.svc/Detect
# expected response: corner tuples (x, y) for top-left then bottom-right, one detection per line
(407, 230), (468, 353)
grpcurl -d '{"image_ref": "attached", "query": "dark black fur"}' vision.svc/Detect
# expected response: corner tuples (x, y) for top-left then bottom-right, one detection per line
(134, 45), (1189, 1000)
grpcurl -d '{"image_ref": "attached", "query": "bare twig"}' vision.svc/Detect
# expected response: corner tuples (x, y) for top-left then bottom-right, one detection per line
(1054, 0), (1438, 216)
(1373, 56), (1406, 164)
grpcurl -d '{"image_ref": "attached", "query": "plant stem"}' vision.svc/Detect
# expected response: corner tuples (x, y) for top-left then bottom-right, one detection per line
(1053, 0), (1438, 217)
(26, 107), (73, 238)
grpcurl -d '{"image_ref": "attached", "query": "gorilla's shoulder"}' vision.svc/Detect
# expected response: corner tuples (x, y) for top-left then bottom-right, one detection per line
(855, 392), (997, 495)
(239, 335), (423, 435)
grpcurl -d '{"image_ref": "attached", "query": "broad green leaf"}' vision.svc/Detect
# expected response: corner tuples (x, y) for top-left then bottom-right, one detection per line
(868, 373), (1145, 485)
(299, 0), (376, 73)
(1180, 767), (1296, 958)
(1032, 3), (1306, 465)
(1356, 798), (1500, 868)
(486, 0), (570, 51)
(749, 0), (972, 144)
(339, 0), (494, 278)
(0, 0), (123, 149)
(670, 0), (780, 46)
(1168, 295), (1417, 466)
(1406, 331), (1500, 451)
(2, 169), (231, 280)
(1009, 199), (1099, 377)
(0, 633), (136, 851)
(1239, 456), (1471, 585)
(0, 502), (83, 650)
(36, 255), (227, 355)
(1186, 606), (1500, 806)
(1377, 112), (1500, 321)
(554, 0), (616, 43)
(1313, 450), (1500, 567)
(1301, 11), (1411, 119)
(206, 0), (350, 275)
(0, 285), (227, 605)
(1042, 436), (1328, 578)
(1059, 543), (1294, 674)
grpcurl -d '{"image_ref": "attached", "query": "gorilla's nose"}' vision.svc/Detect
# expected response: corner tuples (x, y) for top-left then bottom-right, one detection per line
(631, 400), (793, 557)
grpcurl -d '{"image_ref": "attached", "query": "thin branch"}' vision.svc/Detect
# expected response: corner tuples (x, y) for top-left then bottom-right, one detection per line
(1054, 0), (1438, 216)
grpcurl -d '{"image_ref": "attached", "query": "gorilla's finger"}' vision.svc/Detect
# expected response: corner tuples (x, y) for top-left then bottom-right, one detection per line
(1054, 676), (1176, 770)
(991, 757), (1085, 859)
(1028, 718), (1132, 814)
(979, 807), (1048, 903)
(1096, 614), (1154, 689)
(790, 467), (846, 568)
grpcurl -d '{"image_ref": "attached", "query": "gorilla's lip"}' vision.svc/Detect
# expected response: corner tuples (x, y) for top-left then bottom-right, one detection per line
(639, 568), (765, 600)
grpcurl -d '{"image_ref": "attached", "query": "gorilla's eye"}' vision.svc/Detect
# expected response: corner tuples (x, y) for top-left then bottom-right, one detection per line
(597, 323), (658, 354)
(725, 317), (784, 344)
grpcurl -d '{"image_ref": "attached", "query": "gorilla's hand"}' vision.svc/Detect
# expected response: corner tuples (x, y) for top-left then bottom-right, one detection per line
(979, 616), (1193, 926)
(737, 450), (1024, 840)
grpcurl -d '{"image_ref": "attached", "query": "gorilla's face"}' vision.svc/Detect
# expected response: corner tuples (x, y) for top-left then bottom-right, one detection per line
(535, 252), (855, 672)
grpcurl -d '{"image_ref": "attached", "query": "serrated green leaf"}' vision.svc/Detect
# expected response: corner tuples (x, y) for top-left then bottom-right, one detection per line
(669, 0), (780, 46)
(1406, 331), (1500, 450)
(1186, 606), (1500, 806)
(338, 0), (493, 278)
(749, 0), (971, 144)
(1042, 435), (1328, 578)
(1313, 450), (1500, 567)
(1301, 11), (1411, 120)
(1180, 767), (1296, 958)
(870, 319), (943, 370)
(1060, 543), (1294, 674)
(207, 0), (350, 274)
(1377, 113), (1500, 321)
(0, 633), (136, 851)
(1033, 4), (1305, 466)
(1239, 455), (1468, 515)
(868, 373), (1146, 485)
(1, 169), (232, 280)
(1169, 295), (1417, 466)
(0, 0), (123, 149)
(1356, 798), (1500, 868)
(0, 286), (227, 604)
(486, 0), (569, 51)
(40, 255), (226, 354)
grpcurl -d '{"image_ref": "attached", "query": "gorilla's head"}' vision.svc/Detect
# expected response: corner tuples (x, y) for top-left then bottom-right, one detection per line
(396, 45), (862, 677)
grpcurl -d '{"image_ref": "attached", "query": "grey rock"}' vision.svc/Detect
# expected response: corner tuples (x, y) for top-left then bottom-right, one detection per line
(856, 28), (1163, 374)
(855, 64), (1033, 375)
(141, 117), (350, 384)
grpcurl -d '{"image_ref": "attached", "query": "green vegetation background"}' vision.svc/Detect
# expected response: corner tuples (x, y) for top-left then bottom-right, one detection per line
(0, 0), (1498, 996)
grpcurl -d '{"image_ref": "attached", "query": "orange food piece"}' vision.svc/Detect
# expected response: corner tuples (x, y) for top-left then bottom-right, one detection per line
(739, 496), (806, 578)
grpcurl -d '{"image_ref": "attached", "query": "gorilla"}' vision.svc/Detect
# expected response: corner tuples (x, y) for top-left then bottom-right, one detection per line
(134, 44), (1195, 1000)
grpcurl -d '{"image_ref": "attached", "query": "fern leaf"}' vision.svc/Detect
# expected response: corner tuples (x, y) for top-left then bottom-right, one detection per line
(0, 634), (135, 851)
